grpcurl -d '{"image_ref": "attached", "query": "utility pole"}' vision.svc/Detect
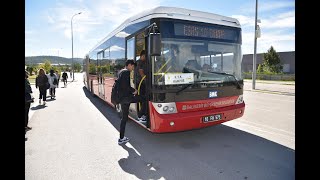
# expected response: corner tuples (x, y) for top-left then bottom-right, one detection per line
(252, 0), (258, 89)
(71, 12), (81, 81)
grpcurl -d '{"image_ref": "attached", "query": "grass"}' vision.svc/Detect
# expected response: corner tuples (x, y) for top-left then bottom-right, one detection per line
(28, 75), (37, 84)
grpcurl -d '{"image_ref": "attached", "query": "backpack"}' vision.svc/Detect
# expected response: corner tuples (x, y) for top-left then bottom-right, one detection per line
(111, 70), (125, 105)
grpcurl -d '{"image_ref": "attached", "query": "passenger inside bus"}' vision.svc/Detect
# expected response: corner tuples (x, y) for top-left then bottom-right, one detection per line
(202, 63), (211, 72)
(155, 44), (181, 73)
(137, 68), (147, 122)
(166, 44), (180, 72)
(184, 60), (202, 70)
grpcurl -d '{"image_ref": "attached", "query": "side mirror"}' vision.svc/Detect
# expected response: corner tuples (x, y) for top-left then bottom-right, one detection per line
(148, 33), (161, 56)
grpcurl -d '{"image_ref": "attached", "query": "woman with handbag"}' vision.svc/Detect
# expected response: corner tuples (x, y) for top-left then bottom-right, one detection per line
(25, 70), (33, 131)
(35, 68), (49, 105)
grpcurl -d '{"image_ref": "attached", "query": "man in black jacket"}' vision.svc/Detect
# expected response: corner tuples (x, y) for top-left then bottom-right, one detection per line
(118, 60), (145, 144)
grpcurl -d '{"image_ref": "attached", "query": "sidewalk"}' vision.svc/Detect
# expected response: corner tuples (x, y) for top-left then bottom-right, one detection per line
(243, 79), (295, 96)
(244, 79), (295, 85)
(28, 76), (75, 121)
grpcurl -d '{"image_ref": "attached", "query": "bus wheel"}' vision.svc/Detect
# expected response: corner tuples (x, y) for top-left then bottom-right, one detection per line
(116, 104), (123, 119)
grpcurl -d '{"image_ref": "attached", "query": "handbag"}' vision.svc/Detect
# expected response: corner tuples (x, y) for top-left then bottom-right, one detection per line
(46, 82), (50, 89)
(53, 78), (58, 85)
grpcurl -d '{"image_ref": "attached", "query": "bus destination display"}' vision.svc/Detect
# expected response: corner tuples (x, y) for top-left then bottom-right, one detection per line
(174, 23), (239, 42)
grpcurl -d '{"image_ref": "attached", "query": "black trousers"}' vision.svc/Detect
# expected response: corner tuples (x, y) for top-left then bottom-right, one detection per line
(63, 78), (67, 85)
(50, 88), (56, 96)
(57, 78), (60, 87)
(39, 86), (47, 101)
(138, 101), (147, 118)
(25, 102), (31, 127)
(119, 95), (145, 139)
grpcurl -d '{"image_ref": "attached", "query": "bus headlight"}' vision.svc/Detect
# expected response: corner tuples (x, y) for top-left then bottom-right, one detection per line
(152, 102), (177, 114)
(235, 95), (244, 104)
(169, 107), (175, 112)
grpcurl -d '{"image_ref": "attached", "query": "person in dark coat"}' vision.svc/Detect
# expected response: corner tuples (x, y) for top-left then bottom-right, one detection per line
(35, 68), (49, 105)
(117, 60), (145, 145)
(25, 70), (33, 132)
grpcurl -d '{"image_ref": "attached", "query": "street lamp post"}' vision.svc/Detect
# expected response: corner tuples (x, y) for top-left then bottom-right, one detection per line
(71, 12), (81, 81)
(252, 0), (258, 89)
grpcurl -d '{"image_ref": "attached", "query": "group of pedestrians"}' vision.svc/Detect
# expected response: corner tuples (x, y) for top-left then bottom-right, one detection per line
(35, 69), (58, 105)
(25, 68), (70, 133)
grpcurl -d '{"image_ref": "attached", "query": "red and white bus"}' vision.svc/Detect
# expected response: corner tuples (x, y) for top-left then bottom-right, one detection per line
(83, 6), (245, 133)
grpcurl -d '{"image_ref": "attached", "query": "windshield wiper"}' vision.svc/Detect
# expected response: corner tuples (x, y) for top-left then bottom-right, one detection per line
(175, 80), (222, 95)
(207, 71), (242, 89)
(176, 83), (194, 95)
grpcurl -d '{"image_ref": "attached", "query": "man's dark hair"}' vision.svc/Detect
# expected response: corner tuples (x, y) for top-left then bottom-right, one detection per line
(140, 50), (146, 56)
(125, 59), (136, 66)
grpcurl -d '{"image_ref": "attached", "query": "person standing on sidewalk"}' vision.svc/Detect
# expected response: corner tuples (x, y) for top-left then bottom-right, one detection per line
(36, 68), (49, 105)
(47, 69), (58, 99)
(62, 70), (68, 87)
(25, 70), (33, 132)
(118, 60), (145, 145)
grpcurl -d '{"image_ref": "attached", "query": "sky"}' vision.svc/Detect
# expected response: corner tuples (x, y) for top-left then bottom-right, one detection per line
(25, 0), (295, 58)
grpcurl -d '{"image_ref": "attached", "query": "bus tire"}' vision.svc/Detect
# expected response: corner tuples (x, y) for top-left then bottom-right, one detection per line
(115, 104), (123, 119)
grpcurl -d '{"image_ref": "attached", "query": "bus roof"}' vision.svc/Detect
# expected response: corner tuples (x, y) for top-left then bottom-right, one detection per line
(89, 6), (241, 53)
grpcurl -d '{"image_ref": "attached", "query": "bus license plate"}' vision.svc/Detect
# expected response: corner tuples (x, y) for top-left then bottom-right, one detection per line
(202, 114), (222, 123)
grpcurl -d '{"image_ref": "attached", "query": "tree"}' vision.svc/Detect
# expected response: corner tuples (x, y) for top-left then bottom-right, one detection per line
(73, 62), (82, 72)
(262, 46), (283, 73)
(26, 64), (37, 75)
(38, 60), (52, 73)
(89, 63), (96, 74)
(101, 65), (109, 73)
(257, 64), (264, 74)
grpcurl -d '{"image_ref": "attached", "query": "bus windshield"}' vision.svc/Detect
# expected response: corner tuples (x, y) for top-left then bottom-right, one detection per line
(152, 38), (242, 86)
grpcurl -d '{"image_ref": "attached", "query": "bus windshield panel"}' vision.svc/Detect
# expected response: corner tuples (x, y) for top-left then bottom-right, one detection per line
(153, 20), (242, 86)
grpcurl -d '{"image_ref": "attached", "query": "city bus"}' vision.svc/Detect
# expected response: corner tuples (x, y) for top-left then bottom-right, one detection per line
(83, 6), (245, 133)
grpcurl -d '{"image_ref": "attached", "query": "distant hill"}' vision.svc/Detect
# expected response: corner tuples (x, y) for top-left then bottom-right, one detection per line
(25, 56), (83, 65)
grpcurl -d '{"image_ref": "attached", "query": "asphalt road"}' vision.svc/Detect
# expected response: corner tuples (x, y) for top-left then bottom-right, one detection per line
(26, 73), (295, 180)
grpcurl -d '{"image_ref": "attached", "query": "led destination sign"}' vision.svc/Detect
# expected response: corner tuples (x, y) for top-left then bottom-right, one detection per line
(174, 23), (239, 42)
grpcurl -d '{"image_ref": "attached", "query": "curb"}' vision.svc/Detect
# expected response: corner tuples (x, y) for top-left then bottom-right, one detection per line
(243, 80), (295, 85)
(244, 89), (295, 96)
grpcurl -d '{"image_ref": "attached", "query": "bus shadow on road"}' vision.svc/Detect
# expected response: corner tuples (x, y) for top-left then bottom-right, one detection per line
(82, 86), (295, 180)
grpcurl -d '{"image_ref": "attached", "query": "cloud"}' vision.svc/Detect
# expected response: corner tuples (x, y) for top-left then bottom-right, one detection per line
(25, 30), (33, 35)
(232, 10), (295, 29)
(110, 45), (125, 51)
(261, 11), (295, 29)
(240, 1), (295, 14)
(241, 30), (295, 54)
(44, 0), (162, 42)
(115, 31), (130, 38)
(258, 1), (295, 12)
(231, 15), (255, 26)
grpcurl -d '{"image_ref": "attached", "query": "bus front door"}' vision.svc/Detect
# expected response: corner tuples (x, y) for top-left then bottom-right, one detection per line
(98, 72), (105, 100)
(126, 36), (139, 119)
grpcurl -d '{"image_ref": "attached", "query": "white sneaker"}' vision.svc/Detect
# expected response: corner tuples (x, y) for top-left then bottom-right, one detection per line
(118, 137), (130, 144)
(138, 115), (147, 122)
(43, 101), (46, 105)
